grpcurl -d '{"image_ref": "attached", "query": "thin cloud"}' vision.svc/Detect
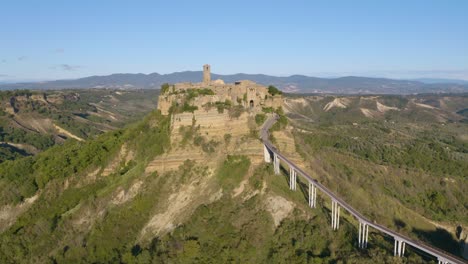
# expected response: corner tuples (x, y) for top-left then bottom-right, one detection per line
(17, 56), (27, 61)
(53, 48), (65, 53)
(1, 59), (6, 63)
(0, 74), (9, 77)
(51, 64), (82, 71)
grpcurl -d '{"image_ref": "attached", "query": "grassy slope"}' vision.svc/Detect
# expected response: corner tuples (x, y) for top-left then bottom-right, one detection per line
(0, 110), (171, 262)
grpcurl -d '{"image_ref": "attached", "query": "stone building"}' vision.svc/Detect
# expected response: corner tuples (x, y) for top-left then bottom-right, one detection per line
(203, 64), (211, 84)
(157, 65), (283, 115)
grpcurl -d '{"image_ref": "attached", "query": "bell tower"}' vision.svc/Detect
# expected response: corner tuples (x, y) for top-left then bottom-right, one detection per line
(203, 64), (211, 84)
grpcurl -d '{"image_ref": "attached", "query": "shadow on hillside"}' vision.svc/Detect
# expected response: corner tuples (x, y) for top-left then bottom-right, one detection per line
(412, 227), (461, 256)
(393, 218), (407, 229)
(279, 166), (289, 184)
(297, 179), (309, 204)
(0, 143), (31, 157)
(279, 165), (312, 205)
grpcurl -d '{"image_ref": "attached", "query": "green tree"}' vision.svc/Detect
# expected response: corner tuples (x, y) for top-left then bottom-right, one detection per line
(161, 83), (170, 94)
(267, 85), (282, 96)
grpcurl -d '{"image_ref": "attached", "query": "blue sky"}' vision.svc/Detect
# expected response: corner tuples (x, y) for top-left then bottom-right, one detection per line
(1, 0), (467, 81)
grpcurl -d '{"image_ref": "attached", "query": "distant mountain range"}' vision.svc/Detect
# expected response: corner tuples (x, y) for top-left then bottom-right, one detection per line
(410, 78), (468, 85)
(1, 71), (468, 94)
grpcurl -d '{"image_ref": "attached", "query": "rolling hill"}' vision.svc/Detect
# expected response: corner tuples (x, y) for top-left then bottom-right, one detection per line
(0, 89), (159, 162)
(2, 72), (468, 94)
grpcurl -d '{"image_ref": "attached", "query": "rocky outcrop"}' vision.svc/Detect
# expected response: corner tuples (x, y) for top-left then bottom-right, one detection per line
(272, 127), (305, 168)
(0, 193), (40, 232)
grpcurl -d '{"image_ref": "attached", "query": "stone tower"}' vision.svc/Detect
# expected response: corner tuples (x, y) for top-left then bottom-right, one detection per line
(203, 64), (211, 84)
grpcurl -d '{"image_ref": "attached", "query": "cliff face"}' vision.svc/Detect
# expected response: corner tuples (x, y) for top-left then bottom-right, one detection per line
(146, 108), (264, 174)
(152, 79), (285, 177)
(140, 107), (270, 241)
(139, 89), (285, 240)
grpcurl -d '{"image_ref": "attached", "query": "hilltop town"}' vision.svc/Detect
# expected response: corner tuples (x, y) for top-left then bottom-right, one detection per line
(149, 65), (291, 174)
(157, 65), (283, 115)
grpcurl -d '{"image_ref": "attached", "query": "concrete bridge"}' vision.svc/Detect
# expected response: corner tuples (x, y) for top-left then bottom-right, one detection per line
(261, 114), (466, 264)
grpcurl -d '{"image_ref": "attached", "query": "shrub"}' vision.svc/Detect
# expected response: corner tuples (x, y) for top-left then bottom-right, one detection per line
(255, 113), (266, 125)
(216, 155), (250, 190)
(179, 125), (198, 146)
(193, 135), (219, 153)
(169, 102), (198, 114)
(267, 85), (282, 96)
(216, 103), (225, 114)
(198, 88), (215, 96)
(201, 139), (219, 153)
(161, 83), (170, 94)
(183, 102), (198, 113)
(224, 134), (232, 144)
(186, 88), (215, 100)
(262, 107), (274, 113)
(193, 135), (204, 146)
(228, 105), (244, 119)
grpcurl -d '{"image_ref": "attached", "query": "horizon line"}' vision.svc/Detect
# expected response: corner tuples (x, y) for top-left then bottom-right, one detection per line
(2, 71), (468, 84)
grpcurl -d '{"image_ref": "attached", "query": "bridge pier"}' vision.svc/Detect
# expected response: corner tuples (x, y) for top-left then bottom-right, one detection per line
(289, 167), (297, 190)
(263, 145), (271, 163)
(273, 153), (280, 175)
(331, 200), (340, 230)
(394, 238), (405, 257)
(308, 182), (317, 208)
(358, 221), (369, 248)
